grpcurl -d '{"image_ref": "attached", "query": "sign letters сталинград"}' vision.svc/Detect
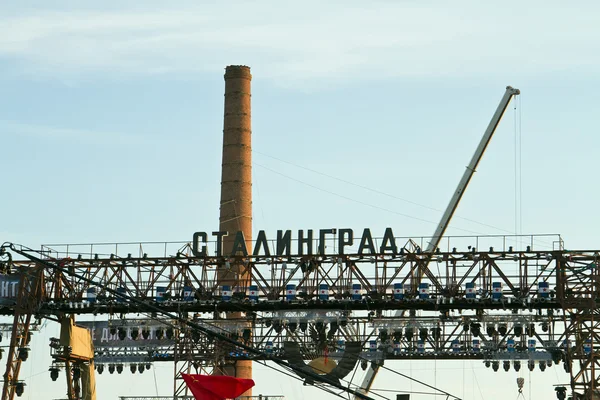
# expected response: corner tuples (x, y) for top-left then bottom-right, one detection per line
(192, 228), (400, 257)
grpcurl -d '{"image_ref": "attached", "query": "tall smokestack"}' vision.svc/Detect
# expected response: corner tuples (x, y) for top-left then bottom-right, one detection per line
(218, 65), (252, 392)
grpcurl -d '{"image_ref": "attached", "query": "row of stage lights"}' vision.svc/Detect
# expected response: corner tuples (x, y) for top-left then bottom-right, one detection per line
(6, 334), (34, 397)
(258, 320), (548, 341)
(106, 326), (175, 340)
(484, 359), (568, 373)
(48, 363), (153, 381)
(263, 320), (345, 335)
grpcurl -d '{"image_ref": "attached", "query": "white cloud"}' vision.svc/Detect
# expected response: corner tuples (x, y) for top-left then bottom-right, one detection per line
(0, 1), (599, 85)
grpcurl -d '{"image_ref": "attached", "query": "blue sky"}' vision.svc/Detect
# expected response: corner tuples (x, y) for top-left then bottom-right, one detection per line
(1, 1), (599, 399)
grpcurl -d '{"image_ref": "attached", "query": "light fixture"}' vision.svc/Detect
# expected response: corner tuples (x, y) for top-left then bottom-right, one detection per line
(17, 348), (28, 362)
(138, 364), (144, 374)
(97, 364), (104, 374)
(328, 322), (339, 339)
(527, 324), (535, 337)
(130, 364), (136, 374)
(117, 364), (123, 374)
(555, 386), (567, 400)
(378, 329), (388, 342)
(492, 361), (499, 372)
(470, 323), (481, 337)
(166, 328), (174, 340)
(498, 324), (507, 336)
(360, 360), (368, 371)
(514, 324), (523, 336)
(108, 364), (115, 374)
(503, 361), (510, 371)
(49, 367), (59, 381)
(15, 382), (24, 397)
(514, 361), (521, 371)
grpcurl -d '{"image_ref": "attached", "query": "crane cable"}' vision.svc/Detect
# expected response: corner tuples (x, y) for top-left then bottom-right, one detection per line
(376, 363), (461, 400)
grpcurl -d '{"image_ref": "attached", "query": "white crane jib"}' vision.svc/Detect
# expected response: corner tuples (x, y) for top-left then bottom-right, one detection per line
(354, 86), (520, 400)
(425, 86), (520, 253)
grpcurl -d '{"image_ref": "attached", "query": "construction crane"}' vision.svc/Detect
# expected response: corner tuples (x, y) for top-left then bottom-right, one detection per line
(353, 86), (521, 399)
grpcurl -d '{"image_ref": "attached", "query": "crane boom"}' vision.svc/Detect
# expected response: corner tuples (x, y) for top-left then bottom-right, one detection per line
(354, 86), (520, 400)
(425, 86), (520, 253)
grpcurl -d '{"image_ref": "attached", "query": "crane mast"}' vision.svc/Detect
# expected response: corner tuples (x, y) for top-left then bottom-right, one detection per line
(354, 86), (520, 399)
(425, 86), (520, 253)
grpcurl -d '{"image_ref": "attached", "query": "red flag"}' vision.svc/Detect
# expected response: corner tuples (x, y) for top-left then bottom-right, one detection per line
(182, 374), (255, 400)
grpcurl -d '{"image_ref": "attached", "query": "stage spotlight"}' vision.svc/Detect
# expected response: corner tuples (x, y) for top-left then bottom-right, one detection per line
(166, 328), (174, 340)
(49, 367), (60, 381)
(514, 324), (523, 336)
(299, 322), (308, 332)
(498, 324), (507, 336)
(15, 382), (24, 397)
(514, 361), (521, 371)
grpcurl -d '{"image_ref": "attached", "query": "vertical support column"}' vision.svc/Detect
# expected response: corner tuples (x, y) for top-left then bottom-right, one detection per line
(218, 65), (253, 394)
(1, 266), (43, 400)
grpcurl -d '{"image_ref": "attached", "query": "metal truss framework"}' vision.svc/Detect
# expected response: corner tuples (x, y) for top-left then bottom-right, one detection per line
(1, 265), (43, 400)
(1, 235), (599, 399)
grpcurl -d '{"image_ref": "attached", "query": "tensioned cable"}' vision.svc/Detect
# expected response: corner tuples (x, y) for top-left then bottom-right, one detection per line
(519, 96), (523, 246)
(3, 246), (339, 398)
(176, 299), (390, 400)
(255, 150), (518, 235)
(377, 363), (461, 400)
(138, 308), (373, 400)
(119, 308), (357, 399)
(162, 299), (389, 400)
(255, 161), (556, 250)
(103, 286), (391, 400)
(5, 243), (383, 400)
(255, 163), (483, 236)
